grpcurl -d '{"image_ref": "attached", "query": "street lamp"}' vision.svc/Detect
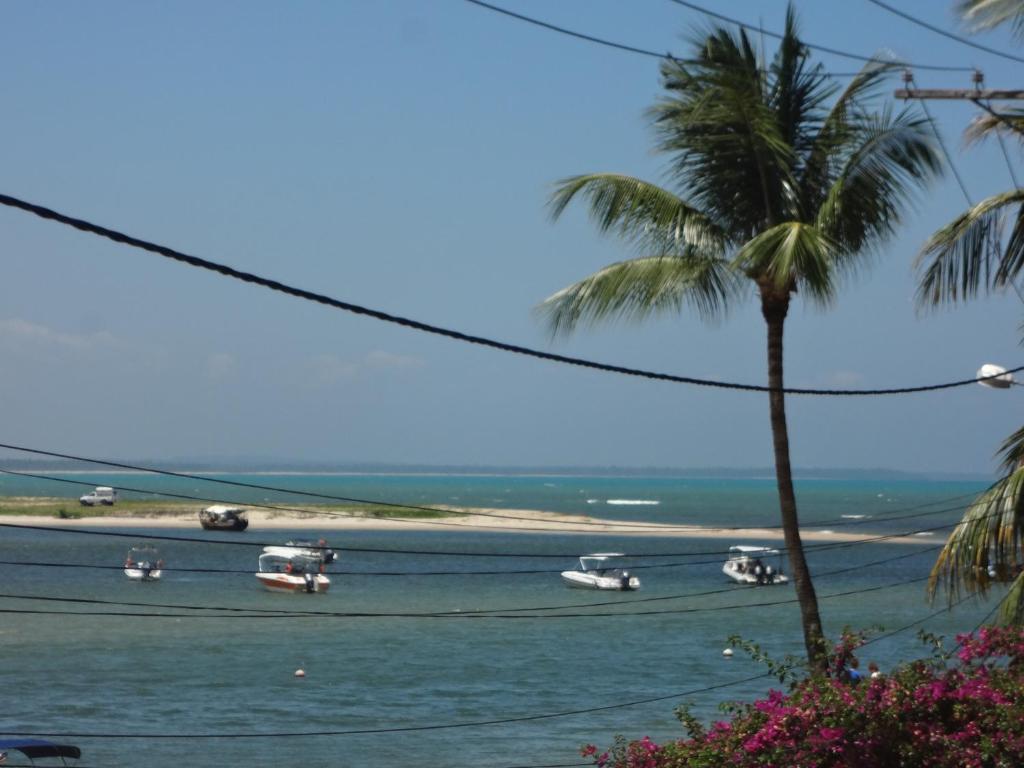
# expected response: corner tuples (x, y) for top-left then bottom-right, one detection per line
(977, 363), (1017, 389)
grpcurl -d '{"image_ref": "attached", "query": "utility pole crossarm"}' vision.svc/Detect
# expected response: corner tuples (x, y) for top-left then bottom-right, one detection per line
(895, 89), (1024, 100)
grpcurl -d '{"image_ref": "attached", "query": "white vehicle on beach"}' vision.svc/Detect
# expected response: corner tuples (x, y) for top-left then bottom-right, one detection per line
(79, 486), (117, 506)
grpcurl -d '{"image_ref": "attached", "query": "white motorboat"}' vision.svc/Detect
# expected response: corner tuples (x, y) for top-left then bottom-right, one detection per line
(124, 545), (163, 581)
(723, 545), (789, 586)
(256, 550), (330, 594)
(561, 553), (640, 591)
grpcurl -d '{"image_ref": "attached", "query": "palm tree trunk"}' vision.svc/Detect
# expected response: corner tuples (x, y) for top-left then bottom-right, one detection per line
(761, 294), (828, 674)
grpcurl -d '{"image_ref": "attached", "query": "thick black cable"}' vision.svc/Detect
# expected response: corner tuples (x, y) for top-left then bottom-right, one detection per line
(665, 0), (975, 71)
(0, 193), (1016, 396)
(863, 0), (1024, 65)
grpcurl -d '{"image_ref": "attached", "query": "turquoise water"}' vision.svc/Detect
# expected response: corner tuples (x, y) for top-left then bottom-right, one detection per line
(0, 474), (1001, 768)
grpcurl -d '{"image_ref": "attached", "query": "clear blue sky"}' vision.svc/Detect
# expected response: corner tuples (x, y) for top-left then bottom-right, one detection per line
(0, 0), (1021, 475)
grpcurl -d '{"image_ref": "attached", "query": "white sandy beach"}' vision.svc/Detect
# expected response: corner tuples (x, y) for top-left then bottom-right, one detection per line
(0, 507), (943, 545)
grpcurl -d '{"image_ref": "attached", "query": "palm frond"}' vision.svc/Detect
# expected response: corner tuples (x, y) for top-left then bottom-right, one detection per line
(651, 26), (796, 233)
(929, 468), (1024, 606)
(964, 108), (1024, 144)
(801, 60), (898, 206)
(998, 425), (1024, 474)
(537, 254), (741, 337)
(732, 221), (836, 303)
(816, 109), (940, 258)
(915, 189), (1024, 306)
(958, 0), (1024, 38)
(548, 174), (727, 255)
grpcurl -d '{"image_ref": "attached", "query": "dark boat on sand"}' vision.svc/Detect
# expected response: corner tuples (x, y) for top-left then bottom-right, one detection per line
(198, 505), (249, 531)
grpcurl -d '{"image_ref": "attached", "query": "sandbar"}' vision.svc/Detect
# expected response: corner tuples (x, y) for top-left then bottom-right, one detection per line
(0, 507), (943, 545)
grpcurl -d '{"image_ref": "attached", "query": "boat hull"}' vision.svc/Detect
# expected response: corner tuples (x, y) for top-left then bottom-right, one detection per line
(199, 518), (249, 531)
(722, 563), (788, 586)
(124, 568), (162, 581)
(256, 573), (330, 593)
(560, 571), (640, 591)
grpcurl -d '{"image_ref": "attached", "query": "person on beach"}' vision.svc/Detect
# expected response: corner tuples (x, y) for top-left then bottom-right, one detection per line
(868, 661), (881, 679)
(845, 658), (863, 684)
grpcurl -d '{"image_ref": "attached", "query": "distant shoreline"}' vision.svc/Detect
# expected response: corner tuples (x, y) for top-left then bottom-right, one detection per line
(0, 460), (995, 482)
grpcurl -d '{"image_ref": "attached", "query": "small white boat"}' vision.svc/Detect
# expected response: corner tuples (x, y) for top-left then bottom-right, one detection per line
(561, 553), (640, 591)
(124, 545), (163, 581)
(723, 545), (788, 586)
(256, 551), (330, 594)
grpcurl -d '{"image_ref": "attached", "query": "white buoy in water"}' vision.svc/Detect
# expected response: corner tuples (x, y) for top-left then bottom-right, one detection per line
(294, 668), (306, 678)
(722, 648), (734, 658)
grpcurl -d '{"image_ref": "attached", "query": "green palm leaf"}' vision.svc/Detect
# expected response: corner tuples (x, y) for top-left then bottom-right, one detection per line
(537, 254), (740, 336)
(549, 173), (727, 255)
(929, 469), (1024, 607)
(916, 189), (1024, 305)
(732, 221), (836, 303)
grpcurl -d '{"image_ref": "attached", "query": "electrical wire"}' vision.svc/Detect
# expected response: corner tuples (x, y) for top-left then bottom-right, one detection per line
(0, 544), (941, 620)
(911, 73), (976, 204)
(0, 573), (934, 621)
(0, 193), (1016, 396)
(464, 0), (973, 74)
(0, 493), (979, 568)
(4, 585), (978, 741)
(0, 460), (986, 535)
(0, 465), (692, 535)
(666, 0), (973, 71)
(0, 542), (945, 581)
(863, 0), (1024, 65)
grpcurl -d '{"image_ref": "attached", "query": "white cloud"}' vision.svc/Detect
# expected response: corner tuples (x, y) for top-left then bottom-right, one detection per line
(364, 350), (425, 370)
(0, 318), (118, 351)
(307, 350), (425, 387)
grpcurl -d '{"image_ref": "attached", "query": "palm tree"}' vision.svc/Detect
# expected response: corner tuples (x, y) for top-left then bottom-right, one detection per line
(540, 8), (940, 672)
(916, 0), (1024, 625)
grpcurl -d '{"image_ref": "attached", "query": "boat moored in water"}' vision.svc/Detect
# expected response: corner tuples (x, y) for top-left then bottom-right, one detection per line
(198, 505), (249, 531)
(124, 545), (163, 581)
(723, 545), (789, 586)
(0, 738), (80, 766)
(256, 549), (330, 593)
(561, 553), (640, 591)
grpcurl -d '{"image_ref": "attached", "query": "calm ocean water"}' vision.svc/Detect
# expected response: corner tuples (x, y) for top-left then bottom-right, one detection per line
(0, 474), (1002, 768)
